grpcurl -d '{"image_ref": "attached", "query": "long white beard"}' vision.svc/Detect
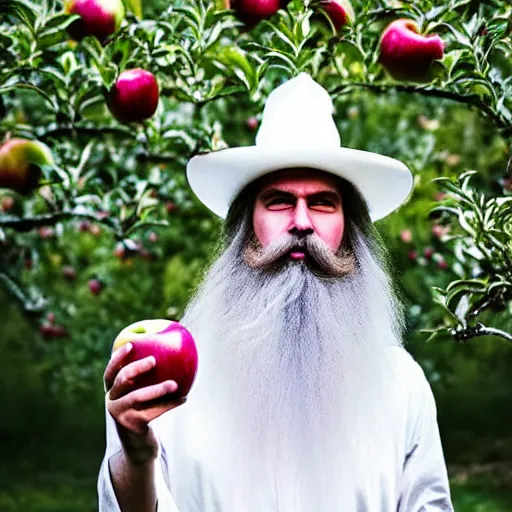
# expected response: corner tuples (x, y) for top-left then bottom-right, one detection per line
(167, 225), (406, 511)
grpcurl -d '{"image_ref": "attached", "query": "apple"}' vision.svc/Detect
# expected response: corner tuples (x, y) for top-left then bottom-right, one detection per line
(107, 69), (159, 123)
(347, 106), (359, 119)
(89, 278), (103, 295)
(78, 220), (91, 232)
(432, 224), (450, 239)
(64, 0), (125, 43)
(1, 196), (14, 212)
(40, 323), (69, 339)
(89, 223), (101, 236)
(400, 229), (412, 244)
(319, 0), (354, 31)
(148, 232), (158, 243)
(407, 249), (418, 261)
(438, 259), (448, 270)
(139, 247), (154, 261)
(112, 319), (198, 400)
(0, 138), (53, 194)
(246, 117), (259, 131)
(113, 242), (126, 259)
(38, 226), (54, 239)
(424, 247), (434, 259)
(62, 265), (76, 280)
(230, 0), (281, 25)
(165, 201), (178, 214)
(379, 19), (444, 82)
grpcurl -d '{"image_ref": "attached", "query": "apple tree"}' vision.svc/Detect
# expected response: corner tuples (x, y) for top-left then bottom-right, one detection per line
(0, 0), (511, 408)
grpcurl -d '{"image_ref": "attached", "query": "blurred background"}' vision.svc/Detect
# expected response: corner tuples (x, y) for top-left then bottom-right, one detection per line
(1, 0), (511, 510)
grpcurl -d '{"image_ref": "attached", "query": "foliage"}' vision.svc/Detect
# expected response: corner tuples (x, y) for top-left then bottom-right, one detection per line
(0, 0), (512, 494)
(425, 170), (512, 343)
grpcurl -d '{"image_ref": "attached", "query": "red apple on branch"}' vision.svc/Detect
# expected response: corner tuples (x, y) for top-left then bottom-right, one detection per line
(0, 138), (53, 194)
(89, 278), (103, 295)
(112, 319), (198, 400)
(64, 0), (125, 43)
(379, 19), (444, 82)
(107, 69), (159, 124)
(230, 0), (281, 25)
(319, 0), (354, 31)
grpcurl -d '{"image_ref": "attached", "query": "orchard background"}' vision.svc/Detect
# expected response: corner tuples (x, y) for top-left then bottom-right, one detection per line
(1, 0), (512, 510)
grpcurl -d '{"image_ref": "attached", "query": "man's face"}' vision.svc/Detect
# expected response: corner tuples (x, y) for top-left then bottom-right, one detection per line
(253, 169), (345, 257)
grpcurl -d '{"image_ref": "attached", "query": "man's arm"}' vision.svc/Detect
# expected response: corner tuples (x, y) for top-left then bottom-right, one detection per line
(97, 342), (184, 512)
(98, 396), (183, 512)
(398, 367), (454, 512)
(109, 444), (157, 512)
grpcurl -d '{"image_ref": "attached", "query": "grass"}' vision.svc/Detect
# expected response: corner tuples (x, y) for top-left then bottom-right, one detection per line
(1, 475), (512, 511)
(450, 485), (512, 512)
(1, 439), (511, 512)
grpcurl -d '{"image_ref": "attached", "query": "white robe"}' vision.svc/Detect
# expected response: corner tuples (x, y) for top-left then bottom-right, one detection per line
(97, 347), (454, 511)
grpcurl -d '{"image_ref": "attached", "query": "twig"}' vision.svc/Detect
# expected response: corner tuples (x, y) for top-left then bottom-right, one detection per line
(452, 323), (512, 343)
(0, 211), (121, 236)
(0, 271), (46, 316)
(38, 125), (133, 142)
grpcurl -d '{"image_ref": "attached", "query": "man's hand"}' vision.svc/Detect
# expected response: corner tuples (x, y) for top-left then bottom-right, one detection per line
(104, 342), (186, 465)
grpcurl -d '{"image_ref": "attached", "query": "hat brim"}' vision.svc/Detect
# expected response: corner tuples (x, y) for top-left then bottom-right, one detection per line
(186, 146), (413, 222)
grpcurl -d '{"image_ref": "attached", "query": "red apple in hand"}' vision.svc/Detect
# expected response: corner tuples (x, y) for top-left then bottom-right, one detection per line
(319, 0), (354, 31)
(112, 319), (198, 400)
(379, 19), (444, 82)
(107, 69), (159, 124)
(64, 0), (125, 43)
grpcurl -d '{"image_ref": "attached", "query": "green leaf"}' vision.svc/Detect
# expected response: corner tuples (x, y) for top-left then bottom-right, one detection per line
(0, 83), (57, 110)
(43, 12), (75, 29)
(8, 0), (38, 31)
(0, 34), (13, 49)
(37, 26), (69, 49)
(124, 0), (142, 19)
(446, 278), (488, 294)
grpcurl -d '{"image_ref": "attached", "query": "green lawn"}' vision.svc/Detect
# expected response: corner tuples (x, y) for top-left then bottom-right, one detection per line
(1, 473), (512, 512)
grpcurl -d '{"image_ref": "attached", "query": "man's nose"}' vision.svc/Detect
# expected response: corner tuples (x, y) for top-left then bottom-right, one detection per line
(289, 200), (314, 237)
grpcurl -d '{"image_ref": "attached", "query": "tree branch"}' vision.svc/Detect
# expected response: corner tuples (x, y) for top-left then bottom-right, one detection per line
(0, 211), (121, 236)
(452, 323), (512, 343)
(330, 82), (512, 135)
(0, 271), (46, 316)
(38, 125), (133, 142)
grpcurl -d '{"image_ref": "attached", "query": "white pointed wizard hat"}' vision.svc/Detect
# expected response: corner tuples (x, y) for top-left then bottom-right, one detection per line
(186, 73), (413, 221)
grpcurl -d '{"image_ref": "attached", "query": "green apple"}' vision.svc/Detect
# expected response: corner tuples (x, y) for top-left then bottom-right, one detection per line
(0, 138), (53, 194)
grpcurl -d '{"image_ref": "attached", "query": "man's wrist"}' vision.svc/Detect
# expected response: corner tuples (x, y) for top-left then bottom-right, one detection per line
(116, 424), (159, 466)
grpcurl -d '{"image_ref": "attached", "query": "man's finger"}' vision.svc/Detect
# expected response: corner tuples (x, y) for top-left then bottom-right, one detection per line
(126, 380), (179, 408)
(137, 397), (187, 424)
(103, 342), (133, 392)
(108, 356), (157, 400)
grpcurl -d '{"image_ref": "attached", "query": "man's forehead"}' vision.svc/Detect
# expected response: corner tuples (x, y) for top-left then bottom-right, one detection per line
(256, 168), (340, 195)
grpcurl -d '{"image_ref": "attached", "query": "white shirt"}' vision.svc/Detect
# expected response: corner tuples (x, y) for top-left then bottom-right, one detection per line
(97, 347), (453, 511)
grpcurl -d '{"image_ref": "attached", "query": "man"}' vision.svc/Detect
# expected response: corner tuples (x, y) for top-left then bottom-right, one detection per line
(98, 73), (454, 511)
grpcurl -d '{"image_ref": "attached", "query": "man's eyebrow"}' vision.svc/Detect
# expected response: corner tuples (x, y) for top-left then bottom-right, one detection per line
(258, 188), (341, 203)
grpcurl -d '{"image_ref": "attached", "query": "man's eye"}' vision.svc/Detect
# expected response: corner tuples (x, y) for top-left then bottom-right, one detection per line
(267, 198), (292, 207)
(310, 200), (335, 208)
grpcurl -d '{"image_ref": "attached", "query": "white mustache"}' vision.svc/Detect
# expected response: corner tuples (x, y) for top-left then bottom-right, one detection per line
(243, 232), (355, 278)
